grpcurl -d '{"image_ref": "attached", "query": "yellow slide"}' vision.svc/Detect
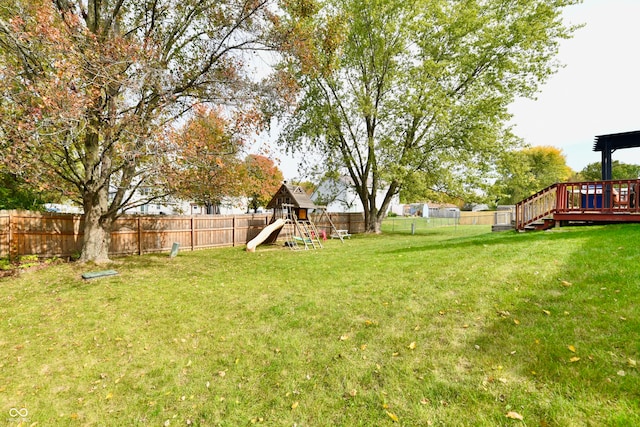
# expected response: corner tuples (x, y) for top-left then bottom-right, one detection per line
(246, 218), (286, 252)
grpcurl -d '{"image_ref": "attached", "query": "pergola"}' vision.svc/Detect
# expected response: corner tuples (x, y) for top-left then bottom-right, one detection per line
(593, 130), (640, 180)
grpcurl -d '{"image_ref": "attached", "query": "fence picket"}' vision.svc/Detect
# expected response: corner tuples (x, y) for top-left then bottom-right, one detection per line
(0, 210), (364, 259)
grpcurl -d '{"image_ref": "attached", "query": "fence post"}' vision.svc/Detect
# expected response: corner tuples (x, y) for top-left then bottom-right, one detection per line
(8, 210), (16, 261)
(137, 217), (142, 255)
(232, 216), (236, 247)
(190, 216), (195, 251)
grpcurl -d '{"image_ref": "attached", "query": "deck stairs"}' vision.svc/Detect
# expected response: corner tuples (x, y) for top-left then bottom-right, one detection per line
(515, 184), (558, 231)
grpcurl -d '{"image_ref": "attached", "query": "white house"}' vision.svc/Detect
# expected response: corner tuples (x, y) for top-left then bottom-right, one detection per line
(311, 175), (400, 213)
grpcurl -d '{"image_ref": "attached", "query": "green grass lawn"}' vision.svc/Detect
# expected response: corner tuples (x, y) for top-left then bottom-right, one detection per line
(1, 224), (639, 426)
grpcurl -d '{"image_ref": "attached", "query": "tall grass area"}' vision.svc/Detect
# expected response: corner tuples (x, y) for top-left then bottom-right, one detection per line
(1, 224), (639, 426)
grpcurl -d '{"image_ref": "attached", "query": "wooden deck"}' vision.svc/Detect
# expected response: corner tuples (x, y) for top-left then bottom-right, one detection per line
(516, 180), (640, 230)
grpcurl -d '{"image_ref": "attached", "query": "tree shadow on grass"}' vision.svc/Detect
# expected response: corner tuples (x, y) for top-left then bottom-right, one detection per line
(384, 225), (605, 255)
(459, 224), (640, 425)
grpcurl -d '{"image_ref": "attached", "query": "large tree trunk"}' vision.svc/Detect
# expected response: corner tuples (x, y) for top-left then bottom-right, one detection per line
(362, 190), (382, 233)
(362, 182), (398, 233)
(79, 187), (113, 264)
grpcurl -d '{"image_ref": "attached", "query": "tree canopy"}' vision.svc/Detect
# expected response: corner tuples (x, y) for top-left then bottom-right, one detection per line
(277, 0), (580, 231)
(0, 0), (278, 262)
(244, 154), (284, 212)
(166, 107), (250, 214)
(491, 145), (574, 205)
(0, 171), (53, 210)
(578, 161), (640, 181)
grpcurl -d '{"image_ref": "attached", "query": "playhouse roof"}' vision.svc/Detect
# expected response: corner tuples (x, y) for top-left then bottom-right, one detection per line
(266, 183), (318, 210)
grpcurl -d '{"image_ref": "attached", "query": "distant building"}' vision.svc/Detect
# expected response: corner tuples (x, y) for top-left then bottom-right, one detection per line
(311, 175), (399, 213)
(391, 202), (460, 218)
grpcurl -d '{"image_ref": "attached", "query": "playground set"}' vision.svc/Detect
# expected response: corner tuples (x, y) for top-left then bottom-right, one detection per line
(246, 183), (347, 252)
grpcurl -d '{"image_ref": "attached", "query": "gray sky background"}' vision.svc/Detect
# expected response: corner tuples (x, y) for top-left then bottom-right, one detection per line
(509, 0), (640, 173)
(272, 0), (640, 179)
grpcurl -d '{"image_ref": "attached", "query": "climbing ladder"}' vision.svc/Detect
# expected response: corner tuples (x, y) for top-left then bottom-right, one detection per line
(282, 204), (323, 250)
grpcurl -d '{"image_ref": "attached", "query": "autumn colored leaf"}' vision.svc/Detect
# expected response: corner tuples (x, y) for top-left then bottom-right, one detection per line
(408, 342), (416, 350)
(569, 357), (580, 362)
(561, 280), (572, 287)
(386, 411), (399, 422)
(542, 310), (551, 316)
(505, 411), (524, 420)
(568, 345), (576, 353)
(291, 401), (299, 409)
(513, 319), (520, 325)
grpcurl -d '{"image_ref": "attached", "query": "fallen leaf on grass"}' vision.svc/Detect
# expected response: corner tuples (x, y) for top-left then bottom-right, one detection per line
(339, 335), (349, 341)
(569, 357), (580, 363)
(513, 319), (520, 325)
(542, 310), (551, 316)
(408, 342), (416, 350)
(568, 345), (576, 353)
(386, 411), (399, 422)
(628, 358), (637, 367)
(618, 370), (626, 376)
(291, 401), (299, 410)
(505, 411), (524, 420)
(561, 280), (572, 287)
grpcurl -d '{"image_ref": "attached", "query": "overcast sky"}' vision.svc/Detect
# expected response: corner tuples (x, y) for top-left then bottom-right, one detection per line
(509, 0), (640, 172)
(272, 0), (640, 179)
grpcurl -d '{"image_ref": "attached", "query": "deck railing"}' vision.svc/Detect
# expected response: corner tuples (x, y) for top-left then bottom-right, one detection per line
(515, 184), (557, 230)
(516, 180), (640, 230)
(556, 180), (640, 214)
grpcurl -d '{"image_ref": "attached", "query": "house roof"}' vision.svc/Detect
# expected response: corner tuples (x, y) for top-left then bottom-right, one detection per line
(266, 183), (318, 209)
(593, 130), (640, 152)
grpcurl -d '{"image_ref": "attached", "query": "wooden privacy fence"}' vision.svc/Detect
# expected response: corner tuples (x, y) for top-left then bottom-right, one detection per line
(0, 210), (365, 259)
